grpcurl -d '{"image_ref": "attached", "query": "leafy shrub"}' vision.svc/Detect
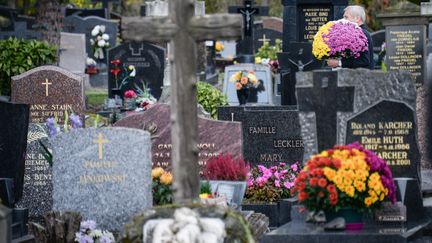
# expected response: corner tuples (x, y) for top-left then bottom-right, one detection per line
(0, 37), (57, 95)
(196, 81), (228, 119)
(202, 154), (250, 181)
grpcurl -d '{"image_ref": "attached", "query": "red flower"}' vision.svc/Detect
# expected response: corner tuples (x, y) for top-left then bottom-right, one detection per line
(318, 178), (328, 188)
(110, 59), (121, 65)
(110, 68), (121, 76)
(318, 191), (325, 198)
(327, 184), (336, 193)
(309, 177), (318, 186)
(124, 90), (137, 98)
(298, 191), (309, 202)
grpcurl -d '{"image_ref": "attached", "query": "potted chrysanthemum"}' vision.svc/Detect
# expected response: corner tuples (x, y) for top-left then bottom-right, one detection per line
(292, 142), (396, 230)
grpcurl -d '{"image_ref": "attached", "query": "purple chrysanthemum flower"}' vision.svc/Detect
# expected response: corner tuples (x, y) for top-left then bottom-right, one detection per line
(46, 117), (57, 137)
(70, 114), (83, 129)
(80, 220), (97, 232)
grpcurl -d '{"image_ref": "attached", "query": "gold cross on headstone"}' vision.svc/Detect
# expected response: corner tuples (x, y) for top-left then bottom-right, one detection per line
(258, 34), (270, 44)
(122, 1), (242, 203)
(93, 133), (109, 160)
(41, 79), (52, 96)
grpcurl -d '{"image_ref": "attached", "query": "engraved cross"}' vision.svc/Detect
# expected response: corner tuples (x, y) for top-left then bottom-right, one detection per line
(93, 133), (109, 160)
(41, 79), (52, 96)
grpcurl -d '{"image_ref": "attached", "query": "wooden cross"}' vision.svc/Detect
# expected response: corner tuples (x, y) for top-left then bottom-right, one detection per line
(122, 0), (242, 203)
(41, 79), (52, 96)
(228, 0), (269, 37)
(93, 133), (109, 160)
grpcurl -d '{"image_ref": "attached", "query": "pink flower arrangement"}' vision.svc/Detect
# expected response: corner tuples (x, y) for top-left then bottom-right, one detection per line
(244, 162), (302, 203)
(124, 90), (137, 99)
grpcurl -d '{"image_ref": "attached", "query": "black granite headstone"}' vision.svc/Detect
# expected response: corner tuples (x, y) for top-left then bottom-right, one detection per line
(385, 25), (426, 86)
(371, 29), (385, 68)
(107, 42), (165, 100)
(281, 0), (347, 52)
(345, 100), (423, 220)
(218, 106), (304, 167)
(65, 8), (107, 18)
(278, 42), (323, 105)
(0, 101), (30, 203)
(296, 70), (354, 152)
(0, 21), (42, 40)
(253, 28), (282, 53)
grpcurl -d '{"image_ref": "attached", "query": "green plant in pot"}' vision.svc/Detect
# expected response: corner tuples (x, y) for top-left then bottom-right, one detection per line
(243, 162), (302, 227)
(291, 143), (397, 230)
(201, 154), (249, 209)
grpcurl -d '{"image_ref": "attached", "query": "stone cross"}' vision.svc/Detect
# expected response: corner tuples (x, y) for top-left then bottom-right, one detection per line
(122, 0), (242, 203)
(296, 71), (354, 152)
(41, 79), (52, 96)
(228, 0), (268, 37)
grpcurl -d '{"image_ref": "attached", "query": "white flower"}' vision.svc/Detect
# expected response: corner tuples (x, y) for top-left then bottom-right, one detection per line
(97, 40), (106, 47)
(86, 58), (96, 65)
(91, 25), (100, 36)
(100, 25), (106, 33)
(102, 33), (109, 41)
(89, 229), (102, 238)
(128, 65), (136, 77)
(90, 39), (95, 45)
(261, 58), (270, 65)
(101, 231), (115, 241)
(97, 35), (102, 41)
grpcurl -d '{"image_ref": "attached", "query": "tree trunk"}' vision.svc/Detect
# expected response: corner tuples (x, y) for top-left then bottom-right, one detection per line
(35, 0), (63, 63)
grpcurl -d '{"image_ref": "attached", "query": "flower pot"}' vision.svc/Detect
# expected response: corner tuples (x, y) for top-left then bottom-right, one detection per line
(124, 98), (136, 110)
(236, 88), (249, 105)
(325, 208), (363, 230)
(242, 198), (296, 228)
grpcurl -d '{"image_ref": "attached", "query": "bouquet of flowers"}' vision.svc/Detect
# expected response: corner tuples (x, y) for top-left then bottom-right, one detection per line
(152, 167), (173, 205)
(292, 143), (396, 213)
(245, 162), (301, 203)
(110, 59), (136, 90)
(229, 70), (258, 90)
(75, 220), (115, 243)
(90, 25), (110, 60)
(312, 19), (368, 60)
(255, 39), (281, 72)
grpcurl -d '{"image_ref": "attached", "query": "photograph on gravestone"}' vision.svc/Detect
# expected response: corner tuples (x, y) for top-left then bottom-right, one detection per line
(15, 124), (52, 219)
(281, 0), (347, 51)
(11, 66), (85, 124)
(218, 106), (304, 167)
(0, 101), (30, 204)
(223, 64), (273, 105)
(52, 128), (152, 231)
(278, 42), (323, 105)
(296, 70), (354, 153)
(253, 28), (282, 53)
(345, 100), (424, 220)
(385, 25), (426, 86)
(108, 42), (165, 100)
(114, 104), (242, 170)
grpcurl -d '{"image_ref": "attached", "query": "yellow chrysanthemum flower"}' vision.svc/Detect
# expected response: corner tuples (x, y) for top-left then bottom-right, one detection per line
(160, 172), (173, 185)
(152, 167), (164, 179)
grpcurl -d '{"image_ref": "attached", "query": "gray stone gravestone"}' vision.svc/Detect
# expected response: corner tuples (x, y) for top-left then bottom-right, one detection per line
(296, 68), (416, 161)
(11, 65), (85, 124)
(345, 100), (423, 220)
(114, 103), (242, 170)
(107, 42), (165, 100)
(223, 64), (273, 105)
(52, 128), (152, 231)
(218, 106), (303, 167)
(0, 101), (30, 204)
(59, 32), (87, 75)
(15, 124), (51, 219)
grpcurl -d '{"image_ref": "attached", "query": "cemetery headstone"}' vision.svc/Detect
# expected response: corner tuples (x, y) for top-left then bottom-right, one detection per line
(281, 0), (347, 51)
(114, 104), (242, 169)
(371, 29), (385, 64)
(52, 128), (152, 231)
(65, 8), (107, 18)
(59, 32), (87, 75)
(278, 42), (323, 105)
(253, 28), (282, 53)
(223, 64), (273, 105)
(11, 65), (85, 124)
(385, 25), (425, 86)
(345, 100), (423, 220)
(218, 106), (304, 167)
(262, 17), (283, 33)
(108, 42), (165, 99)
(296, 68), (416, 160)
(15, 124), (52, 219)
(0, 6), (17, 31)
(0, 21), (42, 40)
(0, 101), (30, 203)
(229, 0), (269, 63)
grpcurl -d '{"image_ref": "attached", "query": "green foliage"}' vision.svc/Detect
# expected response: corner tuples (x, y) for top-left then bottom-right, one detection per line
(200, 181), (212, 194)
(0, 37), (57, 95)
(255, 39), (282, 60)
(196, 81), (228, 119)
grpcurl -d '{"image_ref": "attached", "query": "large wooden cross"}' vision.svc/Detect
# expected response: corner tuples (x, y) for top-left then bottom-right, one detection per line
(122, 0), (242, 203)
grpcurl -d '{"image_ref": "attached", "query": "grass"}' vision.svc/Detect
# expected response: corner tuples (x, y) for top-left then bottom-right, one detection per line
(86, 89), (108, 107)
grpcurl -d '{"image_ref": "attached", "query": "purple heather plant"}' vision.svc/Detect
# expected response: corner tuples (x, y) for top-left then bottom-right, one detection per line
(323, 19), (368, 59)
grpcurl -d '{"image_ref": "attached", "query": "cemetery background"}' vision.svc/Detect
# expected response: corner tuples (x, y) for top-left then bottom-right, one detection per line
(1, 0), (432, 242)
